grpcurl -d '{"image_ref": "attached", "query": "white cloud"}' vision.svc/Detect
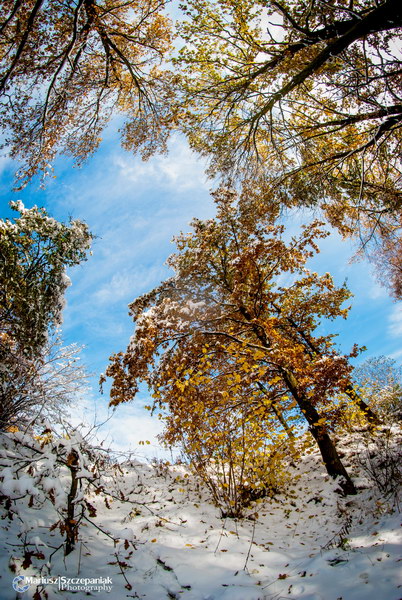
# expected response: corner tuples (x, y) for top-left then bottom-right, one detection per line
(70, 392), (170, 461)
(113, 134), (210, 193)
(93, 265), (167, 306)
(367, 281), (388, 300)
(388, 347), (402, 361)
(388, 304), (402, 338)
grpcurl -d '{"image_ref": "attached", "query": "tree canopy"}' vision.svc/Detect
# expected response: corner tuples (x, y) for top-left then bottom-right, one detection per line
(1, 1), (401, 296)
(168, 0), (402, 238)
(0, 0), (172, 186)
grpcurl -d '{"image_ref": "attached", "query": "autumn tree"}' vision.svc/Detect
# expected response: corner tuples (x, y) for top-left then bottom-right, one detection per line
(106, 187), (380, 495)
(130, 0), (401, 295)
(0, 0), (172, 186)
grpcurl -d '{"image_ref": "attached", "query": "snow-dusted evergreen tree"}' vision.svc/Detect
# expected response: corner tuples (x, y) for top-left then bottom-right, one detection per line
(0, 202), (92, 429)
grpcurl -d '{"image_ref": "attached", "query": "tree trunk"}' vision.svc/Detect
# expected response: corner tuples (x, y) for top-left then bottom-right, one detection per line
(65, 450), (79, 555)
(271, 403), (295, 439)
(257, 382), (295, 439)
(281, 369), (357, 495)
(344, 386), (381, 426)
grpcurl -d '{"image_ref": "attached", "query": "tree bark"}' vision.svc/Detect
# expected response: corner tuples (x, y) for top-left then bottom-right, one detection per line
(256, 0), (402, 119)
(281, 369), (357, 495)
(344, 386), (381, 426)
(65, 450), (79, 555)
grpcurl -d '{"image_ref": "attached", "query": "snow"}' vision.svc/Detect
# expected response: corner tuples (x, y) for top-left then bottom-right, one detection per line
(0, 433), (400, 600)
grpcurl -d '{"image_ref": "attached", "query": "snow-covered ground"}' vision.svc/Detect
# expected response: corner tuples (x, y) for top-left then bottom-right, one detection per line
(0, 432), (401, 600)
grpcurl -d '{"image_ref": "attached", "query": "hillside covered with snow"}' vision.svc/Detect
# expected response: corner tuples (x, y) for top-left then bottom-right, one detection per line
(0, 427), (400, 600)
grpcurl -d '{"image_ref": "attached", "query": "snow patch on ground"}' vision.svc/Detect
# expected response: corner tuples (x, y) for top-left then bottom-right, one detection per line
(0, 434), (400, 599)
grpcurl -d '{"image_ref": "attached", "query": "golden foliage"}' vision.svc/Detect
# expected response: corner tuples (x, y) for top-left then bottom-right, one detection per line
(106, 187), (368, 495)
(0, 0), (172, 186)
(169, 0), (402, 235)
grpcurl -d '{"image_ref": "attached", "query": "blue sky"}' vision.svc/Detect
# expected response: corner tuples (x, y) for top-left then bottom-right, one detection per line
(1, 128), (401, 457)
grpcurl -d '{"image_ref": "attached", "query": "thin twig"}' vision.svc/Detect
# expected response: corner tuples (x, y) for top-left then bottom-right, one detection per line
(243, 519), (256, 572)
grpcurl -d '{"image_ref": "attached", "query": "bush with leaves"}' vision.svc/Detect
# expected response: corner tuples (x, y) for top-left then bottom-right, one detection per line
(177, 409), (293, 518)
(158, 342), (299, 516)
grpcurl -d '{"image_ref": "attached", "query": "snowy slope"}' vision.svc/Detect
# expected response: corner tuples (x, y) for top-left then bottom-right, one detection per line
(0, 432), (401, 600)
